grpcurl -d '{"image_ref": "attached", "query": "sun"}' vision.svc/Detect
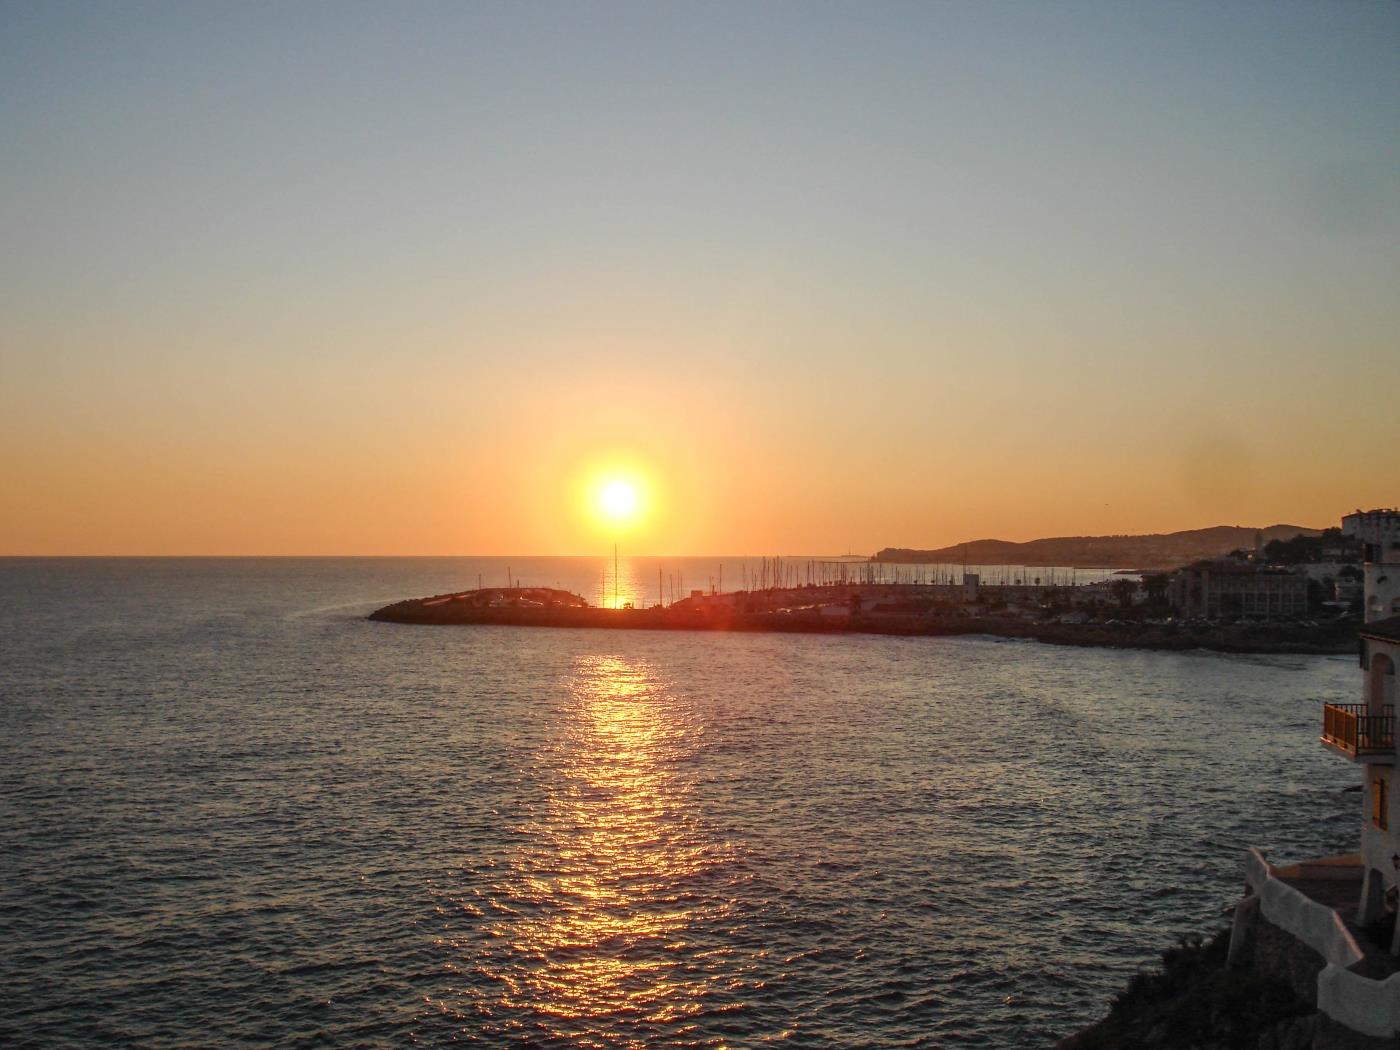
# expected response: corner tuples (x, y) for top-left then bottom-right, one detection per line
(577, 460), (653, 538)
(599, 479), (638, 520)
(595, 477), (641, 527)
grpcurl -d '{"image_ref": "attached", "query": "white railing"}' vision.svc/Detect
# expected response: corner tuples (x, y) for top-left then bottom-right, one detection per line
(1244, 848), (1400, 1038)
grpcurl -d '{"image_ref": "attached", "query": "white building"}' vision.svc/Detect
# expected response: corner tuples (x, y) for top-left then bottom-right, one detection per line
(1343, 510), (1400, 623)
(1348, 618), (1400, 934)
(1369, 564), (1400, 624)
(962, 572), (980, 603)
(1232, 616), (1400, 1042)
(1343, 509), (1400, 554)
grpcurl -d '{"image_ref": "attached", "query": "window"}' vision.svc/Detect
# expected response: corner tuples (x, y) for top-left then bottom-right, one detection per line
(1374, 776), (1389, 830)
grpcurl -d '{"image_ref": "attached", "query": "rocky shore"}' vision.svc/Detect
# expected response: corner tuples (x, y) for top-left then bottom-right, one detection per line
(976, 619), (1355, 656)
(1055, 929), (1320, 1050)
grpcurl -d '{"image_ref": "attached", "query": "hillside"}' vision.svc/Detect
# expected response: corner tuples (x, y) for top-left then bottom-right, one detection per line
(872, 524), (1320, 570)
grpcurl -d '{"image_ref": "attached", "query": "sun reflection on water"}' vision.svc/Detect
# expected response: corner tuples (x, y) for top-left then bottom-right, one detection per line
(464, 656), (736, 1044)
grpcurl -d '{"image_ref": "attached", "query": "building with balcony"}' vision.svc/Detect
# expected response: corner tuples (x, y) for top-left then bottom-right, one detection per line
(1230, 616), (1400, 1044)
(1352, 618), (1400, 923)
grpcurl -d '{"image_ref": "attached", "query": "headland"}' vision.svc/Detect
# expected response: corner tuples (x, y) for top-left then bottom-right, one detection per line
(873, 523), (1322, 572)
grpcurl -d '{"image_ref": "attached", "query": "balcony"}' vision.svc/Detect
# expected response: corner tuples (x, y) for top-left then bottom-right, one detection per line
(1322, 703), (1396, 762)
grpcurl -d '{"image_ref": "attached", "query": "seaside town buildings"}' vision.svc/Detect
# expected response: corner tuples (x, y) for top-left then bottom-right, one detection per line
(670, 517), (1377, 626)
(1343, 509), (1400, 623)
(667, 556), (1337, 623)
(1165, 560), (1310, 619)
(1227, 511), (1400, 1045)
(1343, 510), (1400, 553)
(1229, 615), (1400, 1045)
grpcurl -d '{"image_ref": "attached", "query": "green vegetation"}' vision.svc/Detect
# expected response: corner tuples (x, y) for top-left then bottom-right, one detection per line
(1110, 578), (1138, 609)
(1263, 528), (1358, 565)
(1058, 930), (1311, 1050)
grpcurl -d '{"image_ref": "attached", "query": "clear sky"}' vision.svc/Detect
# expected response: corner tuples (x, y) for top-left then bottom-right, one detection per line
(2, 1), (1397, 555)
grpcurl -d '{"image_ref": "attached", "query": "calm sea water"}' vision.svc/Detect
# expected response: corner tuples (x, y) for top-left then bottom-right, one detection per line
(1, 558), (1358, 1047)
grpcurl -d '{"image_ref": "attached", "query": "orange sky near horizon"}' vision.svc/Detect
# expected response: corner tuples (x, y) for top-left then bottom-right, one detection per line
(2, 4), (1397, 556)
(2, 247), (1394, 556)
(2, 340), (1391, 556)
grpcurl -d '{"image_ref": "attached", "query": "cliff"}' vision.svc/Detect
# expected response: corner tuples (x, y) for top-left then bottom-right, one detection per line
(1057, 929), (1316, 1050)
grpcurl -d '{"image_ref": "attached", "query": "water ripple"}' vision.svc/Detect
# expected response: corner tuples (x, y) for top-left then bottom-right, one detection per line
(0, 558), (1359, 1047)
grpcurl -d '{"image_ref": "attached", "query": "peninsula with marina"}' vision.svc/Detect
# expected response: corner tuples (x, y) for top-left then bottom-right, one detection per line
(369, 518), (1379, 655)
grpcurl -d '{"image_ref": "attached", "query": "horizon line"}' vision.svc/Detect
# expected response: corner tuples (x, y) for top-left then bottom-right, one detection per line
(0, 552), (881, 560)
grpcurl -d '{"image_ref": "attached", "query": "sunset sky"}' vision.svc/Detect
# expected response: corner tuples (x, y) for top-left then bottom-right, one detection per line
(3, 1), (1397, 556)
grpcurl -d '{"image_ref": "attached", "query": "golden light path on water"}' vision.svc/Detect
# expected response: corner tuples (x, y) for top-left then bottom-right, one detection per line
(2, 562), (1370, 1047)
(460, 656), (741, 1045)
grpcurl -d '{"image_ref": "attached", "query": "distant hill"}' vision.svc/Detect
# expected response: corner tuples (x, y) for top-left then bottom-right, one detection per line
(872, 524), (1321, 571)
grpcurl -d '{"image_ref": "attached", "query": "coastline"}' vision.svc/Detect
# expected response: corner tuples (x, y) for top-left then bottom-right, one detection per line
(1052, 927), (1321, 1050)
(367, 595), (1356, 655)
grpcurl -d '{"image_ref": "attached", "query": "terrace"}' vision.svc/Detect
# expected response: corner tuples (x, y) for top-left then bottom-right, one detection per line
(1321, 703), (1396, 763)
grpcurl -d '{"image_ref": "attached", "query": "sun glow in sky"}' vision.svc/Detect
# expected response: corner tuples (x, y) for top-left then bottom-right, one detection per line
(1, 2), (1397, 555)
(575, 456), (659, 545)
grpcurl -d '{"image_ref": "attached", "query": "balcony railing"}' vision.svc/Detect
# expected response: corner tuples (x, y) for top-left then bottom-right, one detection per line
(1321, 703), (1395, 760)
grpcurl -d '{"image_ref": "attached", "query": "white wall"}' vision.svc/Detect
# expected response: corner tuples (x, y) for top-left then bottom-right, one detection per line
(1361, 639), (1400, 878)
(1366, 564), (1400, 623)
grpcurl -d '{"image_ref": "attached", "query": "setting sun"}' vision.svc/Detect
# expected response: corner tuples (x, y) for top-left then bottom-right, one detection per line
(600, 480), (637, 519)
(595, 478), (642, 527)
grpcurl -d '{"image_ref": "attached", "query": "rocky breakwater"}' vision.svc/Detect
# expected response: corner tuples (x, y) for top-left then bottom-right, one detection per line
(368, 587), (1356, 655)
(369, 588), (851, 632)
(369, 587), (601, 626)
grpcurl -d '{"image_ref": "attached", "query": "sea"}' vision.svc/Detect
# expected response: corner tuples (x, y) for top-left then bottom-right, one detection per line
(0, 557), (1359, 1048)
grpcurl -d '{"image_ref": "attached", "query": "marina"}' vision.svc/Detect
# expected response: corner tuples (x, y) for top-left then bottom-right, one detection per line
(368, 578), (1355, 654)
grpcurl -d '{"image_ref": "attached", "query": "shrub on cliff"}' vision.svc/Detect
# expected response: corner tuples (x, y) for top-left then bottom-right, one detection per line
(1059, 929), (1311, 1050)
